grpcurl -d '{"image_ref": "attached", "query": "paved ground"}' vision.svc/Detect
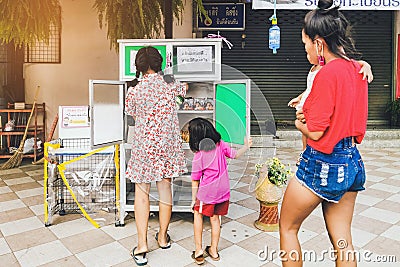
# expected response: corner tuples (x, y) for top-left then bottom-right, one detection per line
(0, 146), (399, 266)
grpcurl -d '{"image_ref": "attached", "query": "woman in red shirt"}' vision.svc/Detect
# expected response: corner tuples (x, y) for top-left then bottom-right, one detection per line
(279, 0), (368, 266)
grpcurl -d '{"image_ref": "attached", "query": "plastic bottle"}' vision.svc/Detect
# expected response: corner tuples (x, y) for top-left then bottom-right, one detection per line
(269, 17), (280, 54)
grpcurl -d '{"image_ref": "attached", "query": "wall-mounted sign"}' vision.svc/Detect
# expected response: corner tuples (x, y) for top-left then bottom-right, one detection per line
(197, 3), (245, 31)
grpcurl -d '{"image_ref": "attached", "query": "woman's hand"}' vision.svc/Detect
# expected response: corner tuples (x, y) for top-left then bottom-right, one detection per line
(296, 109), (306, 123)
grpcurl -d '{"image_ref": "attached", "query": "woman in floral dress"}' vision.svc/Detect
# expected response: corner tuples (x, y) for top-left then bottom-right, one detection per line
(125, 46), (187, 266)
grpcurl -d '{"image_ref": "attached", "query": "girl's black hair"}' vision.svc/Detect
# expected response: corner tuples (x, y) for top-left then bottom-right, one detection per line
(127, 46), (175, 88)
(188, 117), (221, 152)
(303, 0), (361, 60)
(128, 46), (163, 88)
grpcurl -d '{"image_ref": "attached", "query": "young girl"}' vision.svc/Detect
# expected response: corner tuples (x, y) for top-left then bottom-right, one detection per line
(188, 117), (252, 265)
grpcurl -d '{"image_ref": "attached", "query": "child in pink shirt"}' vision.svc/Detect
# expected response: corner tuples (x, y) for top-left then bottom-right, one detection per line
(188, 117), (252, 265)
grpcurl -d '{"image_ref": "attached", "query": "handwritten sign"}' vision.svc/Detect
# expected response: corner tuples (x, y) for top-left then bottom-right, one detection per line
(61, 106), (89, 128)
(177, 46), (213, 72)
(197, 3), (245, 30)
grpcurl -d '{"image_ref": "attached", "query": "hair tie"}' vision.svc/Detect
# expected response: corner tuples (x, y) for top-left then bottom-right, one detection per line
(318, 4), (339, 11)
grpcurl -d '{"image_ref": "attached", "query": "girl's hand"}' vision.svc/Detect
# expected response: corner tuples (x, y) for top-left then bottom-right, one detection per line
(288, 95), (301, 108)
(358, 60), (374, 83)
(244, 137), (253, 148)
(190, 200), (196, 213)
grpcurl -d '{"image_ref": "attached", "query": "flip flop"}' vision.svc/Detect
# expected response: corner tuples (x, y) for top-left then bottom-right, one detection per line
(131, 247), (148, 266)
(155, 232), (171, 249)
(191, 251), (205, 265)
(204, 245), (220, 261)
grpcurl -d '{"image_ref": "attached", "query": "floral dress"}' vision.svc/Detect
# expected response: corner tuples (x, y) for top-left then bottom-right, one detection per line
(125, 73), (187, 183)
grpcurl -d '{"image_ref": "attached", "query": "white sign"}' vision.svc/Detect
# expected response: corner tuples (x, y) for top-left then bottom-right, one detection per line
(177, 46), (213, 72)
(253, 0), (400, 10)
(61, 106), (89, 128)
(130, 50), (138, 74)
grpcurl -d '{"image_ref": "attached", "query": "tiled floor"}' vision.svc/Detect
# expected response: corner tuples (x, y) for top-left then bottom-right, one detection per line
(0, 147), (399, 266)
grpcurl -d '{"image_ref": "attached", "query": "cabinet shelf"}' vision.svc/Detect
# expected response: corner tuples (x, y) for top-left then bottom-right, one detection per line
(177, 110), (213, 114)
(0, 103), (46, 162)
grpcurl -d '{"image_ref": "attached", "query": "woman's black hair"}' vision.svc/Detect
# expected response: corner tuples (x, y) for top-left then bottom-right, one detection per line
(303, 0), (361, 60)
(188, 117), (221, 152)
(127, 46), (175, 88)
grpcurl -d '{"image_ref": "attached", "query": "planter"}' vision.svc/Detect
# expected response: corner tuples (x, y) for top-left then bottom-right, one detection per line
(254, 164), (284, 232)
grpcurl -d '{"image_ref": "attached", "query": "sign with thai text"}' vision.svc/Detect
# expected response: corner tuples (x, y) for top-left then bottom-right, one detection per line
(176, 46), (213, 72)
(253, 0), (400, 10)
(197, 3), (245, 30)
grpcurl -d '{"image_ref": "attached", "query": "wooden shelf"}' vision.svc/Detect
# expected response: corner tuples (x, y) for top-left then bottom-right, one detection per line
(0, 103), (46, 162)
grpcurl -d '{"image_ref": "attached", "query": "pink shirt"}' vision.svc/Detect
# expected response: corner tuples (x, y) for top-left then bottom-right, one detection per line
(191, 140), (237, 204)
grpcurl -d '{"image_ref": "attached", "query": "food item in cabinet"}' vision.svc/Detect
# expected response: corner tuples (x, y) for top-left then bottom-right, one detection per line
(205, 98), (214, 110)
(194, 98), (206, 111)
(181, 130), (190, 143)
(181, 98), (194, 110)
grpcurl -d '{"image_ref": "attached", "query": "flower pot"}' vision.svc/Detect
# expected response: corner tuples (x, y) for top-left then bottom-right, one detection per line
(254, 200), (280, 232)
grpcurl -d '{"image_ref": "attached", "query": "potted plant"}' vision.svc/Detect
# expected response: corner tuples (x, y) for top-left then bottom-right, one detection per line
(385, 98), (400, 127)
(253, 157), (292, 231)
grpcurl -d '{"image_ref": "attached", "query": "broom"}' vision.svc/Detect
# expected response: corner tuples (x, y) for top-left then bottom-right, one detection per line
(1, 86), (40, 169)
(32, 113), (58, 165)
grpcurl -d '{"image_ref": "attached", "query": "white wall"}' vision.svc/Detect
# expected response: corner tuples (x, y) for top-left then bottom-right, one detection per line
(24, 0), (193, 138)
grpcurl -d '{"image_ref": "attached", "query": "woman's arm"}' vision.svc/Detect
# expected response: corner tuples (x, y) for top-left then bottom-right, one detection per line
(295, 119), (324, 141)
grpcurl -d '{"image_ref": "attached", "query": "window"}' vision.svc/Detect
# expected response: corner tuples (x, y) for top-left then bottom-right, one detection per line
(24, 20), (61, 64)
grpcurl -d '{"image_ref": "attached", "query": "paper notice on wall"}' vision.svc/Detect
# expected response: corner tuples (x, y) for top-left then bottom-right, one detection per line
(130, 50), (138, 74)
(177, 46), (212, 72)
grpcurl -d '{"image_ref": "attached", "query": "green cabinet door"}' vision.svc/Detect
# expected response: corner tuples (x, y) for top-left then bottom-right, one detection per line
(215, 80), (250, 145)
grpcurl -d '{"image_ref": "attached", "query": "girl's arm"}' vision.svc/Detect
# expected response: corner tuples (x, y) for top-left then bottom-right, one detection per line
(234, 137), (253, 159)
(191, 180), (200, 212)
(288, 92), (304, 108)
(357, 60), (373, 83)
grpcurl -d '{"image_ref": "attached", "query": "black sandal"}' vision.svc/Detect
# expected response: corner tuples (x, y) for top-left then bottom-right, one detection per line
(155, 232), (171, 249)
(131, 247), (148, 266)
(204, 245), (220, 261)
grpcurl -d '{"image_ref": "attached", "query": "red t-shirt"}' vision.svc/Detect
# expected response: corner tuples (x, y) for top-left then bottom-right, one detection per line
(303, 58), (368, 154)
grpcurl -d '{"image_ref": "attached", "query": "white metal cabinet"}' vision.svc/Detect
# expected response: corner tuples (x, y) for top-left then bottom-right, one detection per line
(89, 39), (251, 225)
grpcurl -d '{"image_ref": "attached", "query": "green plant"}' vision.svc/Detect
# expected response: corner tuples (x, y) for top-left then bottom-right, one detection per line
(194, 0), (211, 25)
(385, 98), (400, 127)
(0, 0), (61, 47)
(93, 0), (185, 51)
(255, 157), (292, 187)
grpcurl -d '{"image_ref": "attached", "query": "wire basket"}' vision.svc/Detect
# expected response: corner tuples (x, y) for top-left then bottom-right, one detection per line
(45, 138), (117, 226)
